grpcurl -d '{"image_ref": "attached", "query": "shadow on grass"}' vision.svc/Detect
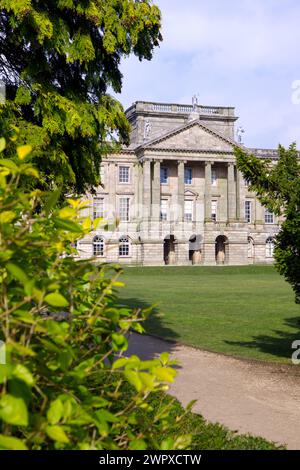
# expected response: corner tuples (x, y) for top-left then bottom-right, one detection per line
(225, 316), (300, 360)
(120, 297), (180, 361)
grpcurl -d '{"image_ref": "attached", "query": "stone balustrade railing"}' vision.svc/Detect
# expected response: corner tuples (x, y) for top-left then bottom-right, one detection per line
(126, 101), (235, 117)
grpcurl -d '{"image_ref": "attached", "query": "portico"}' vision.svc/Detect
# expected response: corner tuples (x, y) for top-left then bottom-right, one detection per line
(78, 100), (282, 266)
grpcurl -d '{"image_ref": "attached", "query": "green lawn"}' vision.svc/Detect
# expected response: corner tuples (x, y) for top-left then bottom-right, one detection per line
(118, 265), (300, 363)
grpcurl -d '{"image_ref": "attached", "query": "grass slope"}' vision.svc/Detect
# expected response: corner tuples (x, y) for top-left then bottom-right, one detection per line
(145, 392), (282, 450)
(119, 266), (300, 363)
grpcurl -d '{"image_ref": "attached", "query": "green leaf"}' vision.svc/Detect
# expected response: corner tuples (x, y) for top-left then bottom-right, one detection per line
(124, 371), (142, 392)
(17, 145), (32, 160)
(6, 262), (28, 285)
(45, 425), (70, 444)
(0, 365), (12, 384)
(0, 211), (15, 224)
(58, 350), (73, 370)
(0, 138), (6, 153)
(0, 158), (18, 171)
(53, 217), (83, 233)
(44, 292), (69, 308)
(44, 187), (62, 216)
(129, 438), (147, 450)
(0, 434), (28, 450)
(160, 438), (175, 451)
(94, 409), (118, 424)
(12, 364), (35, 386)
(160, 352), (170, 366)
(112, 357), (129, 369)
(0, 394), (28, 426)
(139, 372), (155, 390)
(15, 86), (31, 106)
(23, 167), (39, 178)
(47, 399), (64, 425)
(8, 339), (35, 357)
(155, 367), (177, 383)
(111, 333), (128, 351)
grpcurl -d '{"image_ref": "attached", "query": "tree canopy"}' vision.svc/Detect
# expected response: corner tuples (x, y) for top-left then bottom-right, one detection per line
(0, 0), (162, 193)
(235, 144), (300, 304)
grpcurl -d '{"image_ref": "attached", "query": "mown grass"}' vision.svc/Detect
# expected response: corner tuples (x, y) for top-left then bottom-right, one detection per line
(119, 266), (300, 363)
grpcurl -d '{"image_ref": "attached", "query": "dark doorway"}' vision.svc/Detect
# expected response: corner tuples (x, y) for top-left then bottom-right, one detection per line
(164, 235), (176, 265)
(215, 235), (228, 265)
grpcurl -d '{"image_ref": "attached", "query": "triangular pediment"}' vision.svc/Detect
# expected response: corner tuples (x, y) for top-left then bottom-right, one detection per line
(184, 189), (198, 198)
(143, 120), (236, 152)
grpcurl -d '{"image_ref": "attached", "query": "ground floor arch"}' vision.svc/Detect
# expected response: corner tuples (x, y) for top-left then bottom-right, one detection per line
(164, 235), (177, 265)
(189, 234), (203, 265)
(248, 236), (254, 262)
(215, 235), (228, 265)
(80, 230), (279, 266)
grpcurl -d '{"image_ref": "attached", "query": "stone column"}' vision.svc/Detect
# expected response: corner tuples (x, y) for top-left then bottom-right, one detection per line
(204, 162), (212, 222)
(152, 159), (161, 220)
(133, 163), (140, 220)
(227, 163), (236, 222)
(177, 161), (185, 222)
(142, 159), (152, 221)
(108, 162), (117, 221)
(236, 170), (245, 222)
(255, 198), (264, 225)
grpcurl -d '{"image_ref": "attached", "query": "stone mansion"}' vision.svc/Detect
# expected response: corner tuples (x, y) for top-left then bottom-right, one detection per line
(78, 100), (282, 266)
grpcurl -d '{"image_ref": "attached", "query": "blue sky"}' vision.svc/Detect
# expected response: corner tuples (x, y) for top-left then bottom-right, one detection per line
(118, 0), (300, 149)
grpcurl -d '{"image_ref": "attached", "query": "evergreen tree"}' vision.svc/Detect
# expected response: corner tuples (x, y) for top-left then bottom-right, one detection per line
(235, 144), (300, 303)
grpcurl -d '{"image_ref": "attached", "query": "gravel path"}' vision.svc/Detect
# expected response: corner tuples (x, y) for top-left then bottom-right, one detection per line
(127, 333), (300, 449)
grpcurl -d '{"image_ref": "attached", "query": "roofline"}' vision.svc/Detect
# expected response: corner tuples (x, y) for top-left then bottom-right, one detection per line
(125, 101), (237, 120)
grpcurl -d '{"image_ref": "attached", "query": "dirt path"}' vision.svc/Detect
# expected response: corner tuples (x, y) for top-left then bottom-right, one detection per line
(127, 333), (300, 449)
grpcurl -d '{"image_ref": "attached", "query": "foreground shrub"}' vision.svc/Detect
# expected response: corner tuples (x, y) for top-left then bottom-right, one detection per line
(0, 139), (190, 450)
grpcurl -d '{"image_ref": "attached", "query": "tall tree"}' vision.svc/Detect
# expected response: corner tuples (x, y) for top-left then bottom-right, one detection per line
(235, 144), (300, 303)
(0, 0), (162, 193)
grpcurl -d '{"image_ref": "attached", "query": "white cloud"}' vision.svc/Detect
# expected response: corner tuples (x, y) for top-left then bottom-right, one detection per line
(163, 0), (300, 70)
(119, 0), (300, 148)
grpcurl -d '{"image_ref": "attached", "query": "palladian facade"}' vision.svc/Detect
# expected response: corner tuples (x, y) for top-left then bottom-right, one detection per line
(78, 100), (282, 266)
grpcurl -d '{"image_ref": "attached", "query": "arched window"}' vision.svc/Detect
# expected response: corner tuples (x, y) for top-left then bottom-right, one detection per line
(119, 236), (130, 257)
(266, 237), (274, 258)
(93, 236), (104, 257)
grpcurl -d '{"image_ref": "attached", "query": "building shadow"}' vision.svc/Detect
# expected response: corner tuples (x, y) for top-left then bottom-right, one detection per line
(224, 316), (300, 360)
(119, 297), (180, 361)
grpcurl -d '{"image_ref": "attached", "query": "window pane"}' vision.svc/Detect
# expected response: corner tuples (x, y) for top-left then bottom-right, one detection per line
(160, 167), (168, 184)
(184, 167), (192, 185)
(93, 198), (104, 219)
(211, 200), (217, 221)
(211, 168), (217, 186)
(119, 236), (130, 256)
(265, 209), (274, 224)
(245, 201), (252, 223)
(160, 199), (168, 221)
(184, 200), (193, 222)
(93, 236), (104, 256)
(119, 198), (130, 221)
(119, 166), (130, 183)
